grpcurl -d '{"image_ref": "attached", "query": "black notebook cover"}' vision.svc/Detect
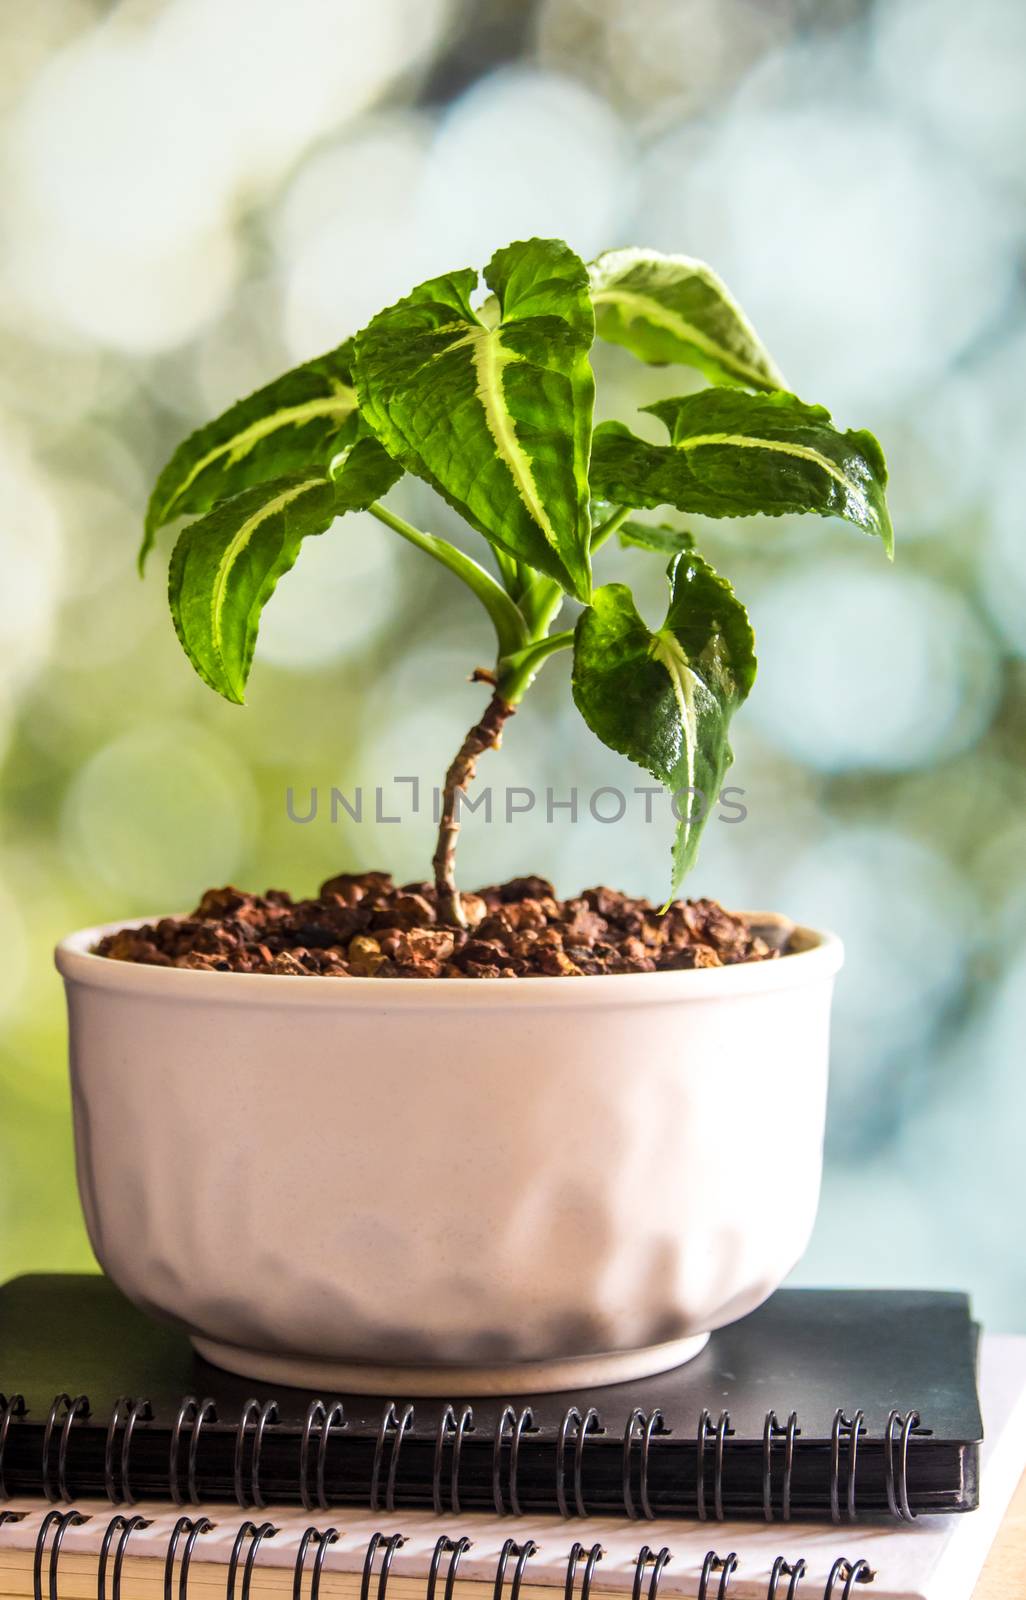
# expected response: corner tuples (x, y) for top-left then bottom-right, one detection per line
(0, 1275), (982, 1522)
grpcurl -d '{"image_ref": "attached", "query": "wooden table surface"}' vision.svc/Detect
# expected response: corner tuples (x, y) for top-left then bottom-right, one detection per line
(973, 1469), (1026, 1598)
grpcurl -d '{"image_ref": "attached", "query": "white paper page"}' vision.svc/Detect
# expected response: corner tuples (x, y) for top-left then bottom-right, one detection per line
(3, 1335), (1024, 1600)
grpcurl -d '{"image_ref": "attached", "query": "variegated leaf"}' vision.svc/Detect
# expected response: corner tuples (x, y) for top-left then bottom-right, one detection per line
(142, 342), (361, 569)
(168, 474), (337, 703)
(590, 390), (894, 555)
(353, 237), (595, 602)
(589, 248), (785, 391)
(573, 555), (756, 895)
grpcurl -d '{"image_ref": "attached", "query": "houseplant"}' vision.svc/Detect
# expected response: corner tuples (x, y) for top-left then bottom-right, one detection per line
(56, 239), (891, 1392)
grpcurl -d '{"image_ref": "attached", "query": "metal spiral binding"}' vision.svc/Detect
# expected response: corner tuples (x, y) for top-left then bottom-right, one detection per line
(98, 1514), (152, 1600)
(426, 1535), (472, 1600)
(0, 1394), (26, 1501)
(697, 1551), (738, 1600)
(766, 1557), (806, 1599)
(564, 1541), (603, 1600)
(555, 1407), (604, 1518)
(493, 1538), (537, 1600)
(169, 1398), (217, 1507)
(40, 1395), (90, 1504)
(360, 1532), (407, 1600)
(33, 1508), (90, 1600)
(299, 1403), (346, 1512)
(823, 1557), (873, 1599)
(763, 1412), (801, 1522)
(884, 1410), (923, 1522)
(630, 1545), (671, 1600)
(234, 1401), (279, 1510)
(370, 1404), (414, 1515)
(433, 1406), (473, 1516)
(696, 1411), (734, 1523)
(0, 1511), (26, 1527)
(829, 1412), (865, 1524)
(293, 1525), (339, 1600)
(164, 1517), (215, 1600)
(226, 1520), (279, 1600)
(622, 1408), (671, 1520)
(492, 1407), (537, 1517)
(104, 1398), (153, 1505)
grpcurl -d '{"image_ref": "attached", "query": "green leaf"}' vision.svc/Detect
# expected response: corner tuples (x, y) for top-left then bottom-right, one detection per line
(167, 474), (339, 704)
(617, 519), (695, 556)
(353, 237), (595, 602)
(589, 248), (785, 391)
(590, 389), (894, 555)
(572, 555), (756, 894)
(142, 342), (361, 570)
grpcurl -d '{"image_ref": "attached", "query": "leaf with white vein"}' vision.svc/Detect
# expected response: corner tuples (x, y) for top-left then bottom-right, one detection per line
(353, 237), (595, 601)
(589, 248), (785, 391)
(572, 555), (756, 895)
(168, 475), (338, 704)
(142, 342), (361, 570)
(590, 389), (893, 555)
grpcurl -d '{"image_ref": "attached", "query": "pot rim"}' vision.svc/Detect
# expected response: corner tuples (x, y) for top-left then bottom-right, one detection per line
(55, 913), (843, 1008)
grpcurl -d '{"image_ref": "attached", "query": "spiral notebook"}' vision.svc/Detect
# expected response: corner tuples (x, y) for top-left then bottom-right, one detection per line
(0, 1278), (982, 1522)
(0, 1334), (1022, 1600)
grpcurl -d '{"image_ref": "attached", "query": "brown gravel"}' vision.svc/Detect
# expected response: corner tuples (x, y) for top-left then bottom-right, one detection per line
(94, 874), (785, 979)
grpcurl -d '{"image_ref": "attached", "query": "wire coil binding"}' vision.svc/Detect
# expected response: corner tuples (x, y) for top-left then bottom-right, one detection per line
(104, 1398), (153, 1506)
(168, 1399), (217, 1508)
(426, 1535), (472, 1600)
(235, 1402), (279, 1511)
(697, 1411), (734, 1523)
(164, 1516), (215, 1600)
(98, 1514), (152, 1600)
(698, 1551), (738, 1600)
(492, 1407), (537, 1517)
(40, 1396), (90, 1504)
(823, 1558), (874, 1599)
(766, 1556), (806, 1599)
(33, 1509), (90, 1600)
(884, 1410), (924, 1522)
(371, 1405), (414, 1515)
(763, 1412), (801, 1522)
(432, 1406), (473, 1516)
(564, 1541), (603, 1600)
(0, 1395), (26, 1502)
(293, 1525), (339, 1600)
(299, 1403), (346, 1513)
(226, 1521), (278, 1600)
(631, 1545), (672, 1600)
(493, 1538), (537, 1600)
(829, 1413), (866, 1525)
(622, 1409), (671, 1521)
(556, 1408), (604, 1518)
(361, 1532), (407, 1600)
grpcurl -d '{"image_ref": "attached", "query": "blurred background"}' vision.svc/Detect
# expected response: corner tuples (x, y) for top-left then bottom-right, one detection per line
(2, 0), (1024, 1322)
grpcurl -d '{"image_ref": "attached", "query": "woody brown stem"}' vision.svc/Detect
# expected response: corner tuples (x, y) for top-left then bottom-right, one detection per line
(434, 689), (514, 927)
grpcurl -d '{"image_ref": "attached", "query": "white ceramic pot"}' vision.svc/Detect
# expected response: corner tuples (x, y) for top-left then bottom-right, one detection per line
(55, 918), (842, 1396)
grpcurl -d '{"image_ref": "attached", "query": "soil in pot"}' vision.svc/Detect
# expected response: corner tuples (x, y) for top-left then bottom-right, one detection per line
(94, 873), (788, 978)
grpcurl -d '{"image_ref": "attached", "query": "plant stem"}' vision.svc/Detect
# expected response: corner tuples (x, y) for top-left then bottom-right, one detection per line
(368, 502), (528, 658)
(497, 628), (574, 704)
(434, 689), (514, 927)
(591, 504), (630, 551)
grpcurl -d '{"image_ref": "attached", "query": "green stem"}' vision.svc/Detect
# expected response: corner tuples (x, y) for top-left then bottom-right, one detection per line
(591, 504), (630, 551)
(497, 628), (575, 704)
(368, 502), (528, 657)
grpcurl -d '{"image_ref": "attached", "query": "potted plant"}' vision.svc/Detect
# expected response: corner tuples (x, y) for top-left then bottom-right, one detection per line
(56, 239), (891, 1394)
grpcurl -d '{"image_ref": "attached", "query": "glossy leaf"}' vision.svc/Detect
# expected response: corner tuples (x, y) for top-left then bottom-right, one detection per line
(590, 389), (893, 555)
(572, 554), (756, 893)
(168, 474), (338, 704)
(353, 237), (595, 601)
(142, 342), (361, 569)
(589, 248), (785, 391)
(617, 519), (695, 556)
